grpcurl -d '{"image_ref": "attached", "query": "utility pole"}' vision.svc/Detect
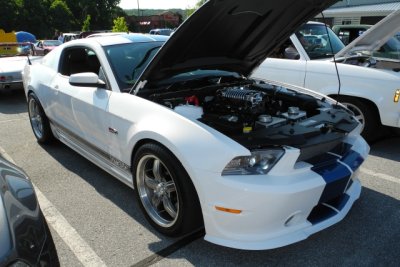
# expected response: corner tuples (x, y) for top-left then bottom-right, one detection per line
(137, 0), (141, 32)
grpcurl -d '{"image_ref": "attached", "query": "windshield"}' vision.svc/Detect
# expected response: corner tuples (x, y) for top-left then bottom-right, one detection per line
(372, 36), (400, 60)
(104, 41), (164, 90)
(43, 40), (62, 46)
(156, 69), (243, 86)
(297, 23), (345, 60)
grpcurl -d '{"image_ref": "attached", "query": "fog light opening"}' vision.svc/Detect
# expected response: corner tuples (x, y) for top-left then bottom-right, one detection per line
(284, 211), (303, 227)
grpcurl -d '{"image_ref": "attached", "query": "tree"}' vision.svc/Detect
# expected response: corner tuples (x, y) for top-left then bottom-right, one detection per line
(49, 0), (74, 32)
(112, 17), (129, 32)
(66, 0), (122, 30)
(1, 0), (126, 38)
(186, 0), (207, 17)
(14, 0), (50, 38)
(0, 0), (18, 32)
(82, 14), (91, 32)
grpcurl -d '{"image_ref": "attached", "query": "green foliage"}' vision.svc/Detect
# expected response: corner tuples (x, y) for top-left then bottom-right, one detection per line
(49, 0), (73, 32)
(0, 0), (19, 32)
(0, 0), (125, 38)
(112, 17), (129, 33)
(185, 0), (206, 18)
(14, 0), (49, 38)
(0, 0), (200, 38)
(82, 15), (91, 32)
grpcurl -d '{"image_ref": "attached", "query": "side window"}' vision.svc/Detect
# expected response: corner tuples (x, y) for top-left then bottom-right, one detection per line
(337, 30), (350, 45)
(270, 39), (300, 60)
(59, 48), (101, 77)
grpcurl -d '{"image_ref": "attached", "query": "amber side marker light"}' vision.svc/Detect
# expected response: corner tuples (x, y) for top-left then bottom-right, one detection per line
(394, 89), (400, 103)
(215, 206), (242, 214)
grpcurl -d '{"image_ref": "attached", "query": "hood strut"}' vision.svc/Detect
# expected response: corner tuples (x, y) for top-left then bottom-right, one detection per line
(321, 11), (341, 104)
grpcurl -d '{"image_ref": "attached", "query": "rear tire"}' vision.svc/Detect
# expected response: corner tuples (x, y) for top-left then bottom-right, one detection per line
(132, 143), (203, 236)
(28, 93), (54, 144)
(335, 96), (381, 142)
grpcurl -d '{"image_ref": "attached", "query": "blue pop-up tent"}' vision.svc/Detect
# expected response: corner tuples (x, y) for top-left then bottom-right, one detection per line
(15, 31), (37, 43)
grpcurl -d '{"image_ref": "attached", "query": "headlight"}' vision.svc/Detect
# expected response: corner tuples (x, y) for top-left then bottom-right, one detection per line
(222, 149), (284, 175)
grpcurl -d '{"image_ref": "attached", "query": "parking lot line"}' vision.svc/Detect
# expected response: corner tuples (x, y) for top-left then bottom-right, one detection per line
(361, 167), (400, 184)
(1, 146), (107, 266)
(34, 185), (107, 267)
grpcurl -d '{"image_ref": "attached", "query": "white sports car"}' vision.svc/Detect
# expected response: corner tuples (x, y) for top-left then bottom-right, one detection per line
(0, 43), (41, 91)
(23, 0), (369, 250)
(252, 10), (400, 141)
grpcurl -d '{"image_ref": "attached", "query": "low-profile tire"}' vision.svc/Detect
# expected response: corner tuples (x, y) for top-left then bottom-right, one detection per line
(133, 143), (203, 236)
(336, 96), (381, 142)
(28, 93), (54, 144)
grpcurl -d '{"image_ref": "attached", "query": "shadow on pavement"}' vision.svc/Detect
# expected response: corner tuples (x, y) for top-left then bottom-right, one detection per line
(369, 135), (400, 162)
(0, 90), (27, 114)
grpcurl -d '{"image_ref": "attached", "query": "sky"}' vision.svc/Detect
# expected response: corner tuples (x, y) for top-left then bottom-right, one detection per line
(119, 0), (199, 10)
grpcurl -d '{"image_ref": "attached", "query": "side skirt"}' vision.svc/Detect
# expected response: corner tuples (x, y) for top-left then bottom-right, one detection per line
(50, 122), (134, 188)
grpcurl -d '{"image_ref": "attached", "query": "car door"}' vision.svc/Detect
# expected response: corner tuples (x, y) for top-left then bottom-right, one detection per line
(51, 47), (111, 154)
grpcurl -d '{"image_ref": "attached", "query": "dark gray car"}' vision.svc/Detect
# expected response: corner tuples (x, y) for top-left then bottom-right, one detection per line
(0, 155), (59, 266)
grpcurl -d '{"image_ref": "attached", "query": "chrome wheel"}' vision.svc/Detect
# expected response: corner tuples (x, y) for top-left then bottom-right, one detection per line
(136, 155), (179, 228)
(28, 97), (44, 139)
(343, 102), (365, 132)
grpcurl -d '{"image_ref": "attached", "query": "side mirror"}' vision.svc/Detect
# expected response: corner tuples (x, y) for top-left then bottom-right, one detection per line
(69, 72), (106, 89)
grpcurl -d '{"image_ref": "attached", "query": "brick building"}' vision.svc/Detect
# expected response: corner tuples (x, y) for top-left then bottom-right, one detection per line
(126, 11), (181, 33)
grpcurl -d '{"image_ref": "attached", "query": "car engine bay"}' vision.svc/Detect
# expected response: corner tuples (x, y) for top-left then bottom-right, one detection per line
(141, 79), (359, 160)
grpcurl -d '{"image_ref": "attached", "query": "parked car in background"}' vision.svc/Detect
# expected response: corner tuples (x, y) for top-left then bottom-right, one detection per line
(252, 9), (400, 141)
(0, 154), (59, 266)
(1, 42), (41, 91)
(332, 24), (370, 45)
(23, 0), (369, 250)
(332, 24), (400, 60)
(62, 33), (79, 43)
(86, 32), (130, 38)
(149, 28), (174, 36)
(35, 40), (62, 55)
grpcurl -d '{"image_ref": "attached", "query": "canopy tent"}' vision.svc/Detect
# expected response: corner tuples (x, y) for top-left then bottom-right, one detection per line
(15, 31), (36, 43)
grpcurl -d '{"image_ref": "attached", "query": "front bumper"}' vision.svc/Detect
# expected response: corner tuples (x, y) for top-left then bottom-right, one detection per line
(195, 135), (369, 250)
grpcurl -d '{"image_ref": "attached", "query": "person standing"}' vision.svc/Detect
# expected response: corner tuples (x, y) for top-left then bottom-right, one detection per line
(58, 32), (64, 43)
(53, 30), (59, 40)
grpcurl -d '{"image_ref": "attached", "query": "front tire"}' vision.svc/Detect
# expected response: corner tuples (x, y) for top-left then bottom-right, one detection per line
(133, 143), (202, 236)
(28, 93), (54, 144)
(336, 96), (381, 142)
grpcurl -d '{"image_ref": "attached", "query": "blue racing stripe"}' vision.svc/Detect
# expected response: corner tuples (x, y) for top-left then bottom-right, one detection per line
(341, 150), (364, 172)
(312, 161), (352, 203)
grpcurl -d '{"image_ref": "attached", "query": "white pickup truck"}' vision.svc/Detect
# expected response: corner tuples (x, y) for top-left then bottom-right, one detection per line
(252, 11), (400, 141)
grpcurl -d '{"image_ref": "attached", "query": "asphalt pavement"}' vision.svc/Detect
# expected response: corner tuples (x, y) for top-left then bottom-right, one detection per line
(0, 90), (399, 266)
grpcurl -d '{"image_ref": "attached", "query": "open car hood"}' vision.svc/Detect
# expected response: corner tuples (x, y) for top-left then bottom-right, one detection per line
(136, 0), (338, 88)
(336, 9), (400, 58)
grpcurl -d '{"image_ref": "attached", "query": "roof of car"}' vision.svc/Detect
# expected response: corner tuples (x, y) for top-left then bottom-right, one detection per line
(66, 33), (169, 47)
